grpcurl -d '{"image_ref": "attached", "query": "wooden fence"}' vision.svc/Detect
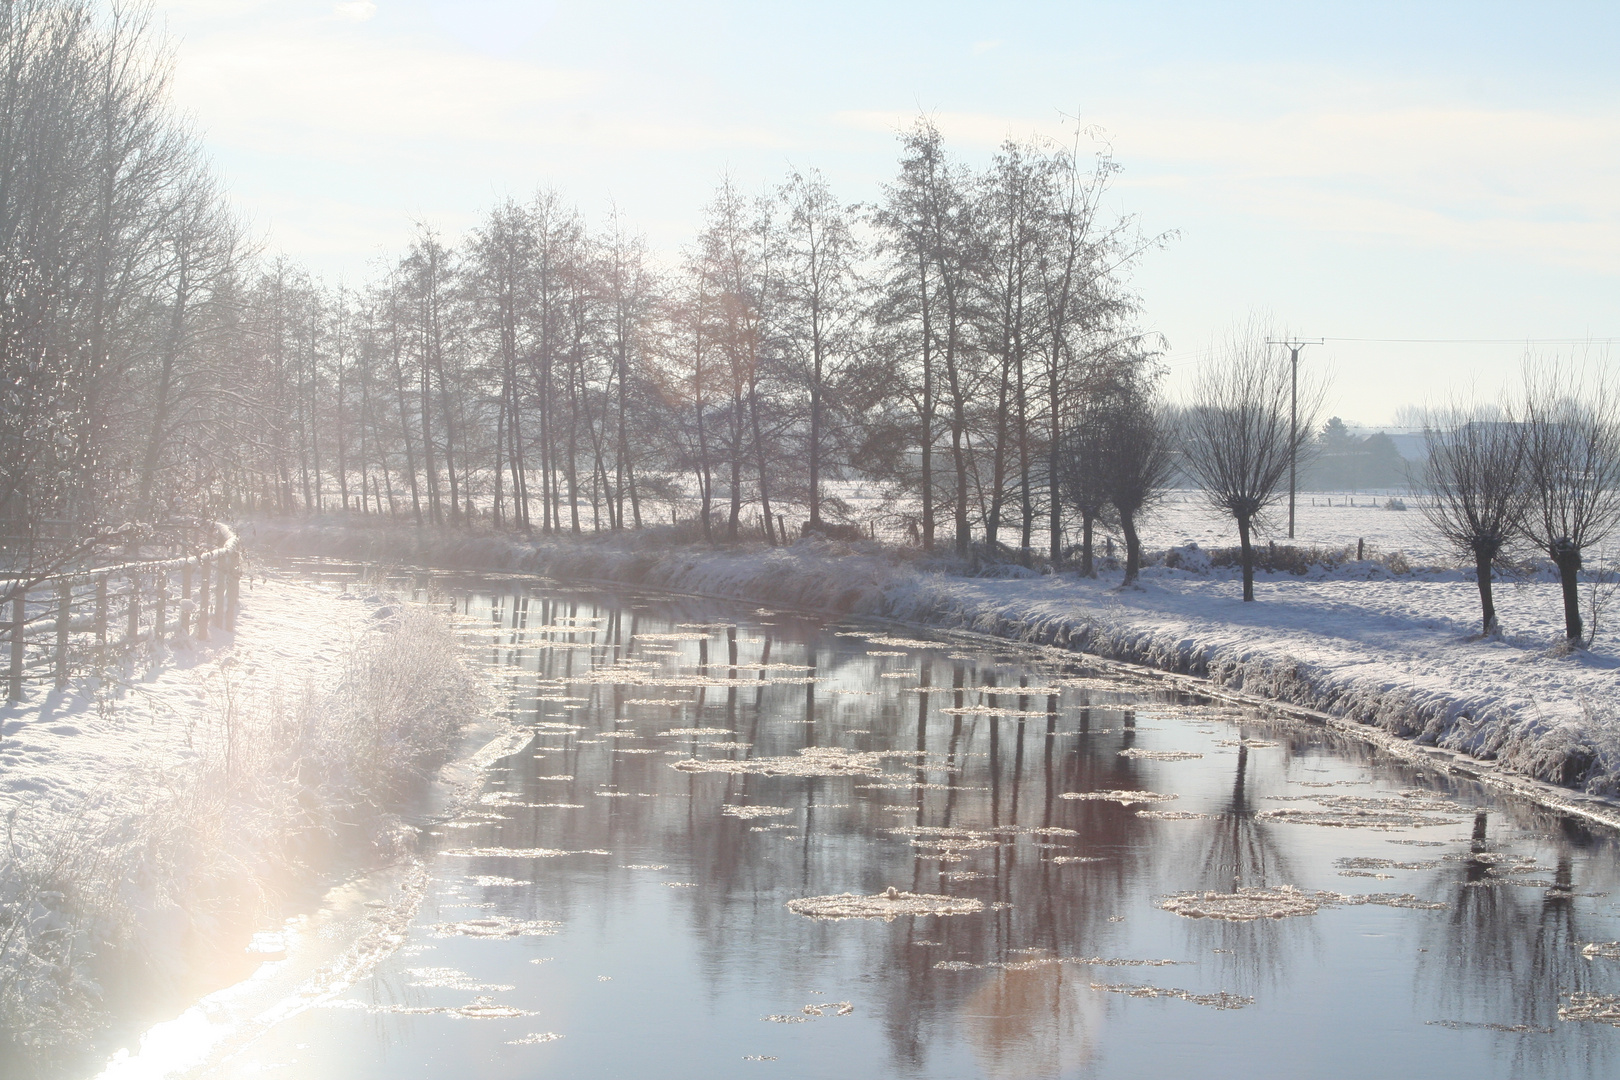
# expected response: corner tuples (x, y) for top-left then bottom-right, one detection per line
(3, 523), (242, 701)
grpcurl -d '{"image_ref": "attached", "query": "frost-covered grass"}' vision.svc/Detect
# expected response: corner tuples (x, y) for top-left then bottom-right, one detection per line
(250, 512), (1620, 808)
(0, 581), (488, 1075)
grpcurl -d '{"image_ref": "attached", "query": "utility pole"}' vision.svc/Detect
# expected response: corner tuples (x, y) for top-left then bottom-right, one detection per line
(1266, 338), (1321, 539)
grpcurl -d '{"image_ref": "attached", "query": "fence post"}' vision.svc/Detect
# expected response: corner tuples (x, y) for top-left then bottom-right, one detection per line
(126, 574), (141, 651)
(154, 570), (167, 645)
(95, 576), (109, 664)
(55, 579), (71, 688)
(197, 561), (211, 640)
(214, 555), (228, 634)
(180, 564), (192, 638)
(226, 552), (240, 631)
(7, 590), (22, 701)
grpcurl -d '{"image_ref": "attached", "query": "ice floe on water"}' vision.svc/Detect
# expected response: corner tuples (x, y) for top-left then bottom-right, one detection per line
(403, 967), (517, 991)
(671, 746), (887, 777)
(1335, 857), (1439, 871)
(786, 888), (986, 920)
(1060, 789), (1178, 805)
(1088, 983), (1252, 1010)
(1118, 748), (1203, 761)
(1159, 886), (1446, 921)
(721, 805), (794, 819)
(428, 917), (561, 938)
(444, 847), (610, 858)
(1256, 794), (1467, 829)
(1256, 808), (1462, 829)
(324, 995), (536, 1019)
(1426, 1019), (1552, 1034)
(1559, 993), (1620, 1025)
(508, 1032), (564, 1045)
(761, 1001), (854, 1023)
(1159, 886), (1323, 921)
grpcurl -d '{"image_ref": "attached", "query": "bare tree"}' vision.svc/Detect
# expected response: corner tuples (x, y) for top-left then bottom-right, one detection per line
(1054, 387), (1115, 576)
(1100, 380), (1175, 586)
(1421, 404), (1530, 635)
(1182, 331), (1322, 601)
(776, 168), (858, 533)
(1521, 362), (1620, 644)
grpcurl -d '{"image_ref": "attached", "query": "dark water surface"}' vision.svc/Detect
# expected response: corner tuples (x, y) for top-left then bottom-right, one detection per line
(101, 571), (1620, 1079)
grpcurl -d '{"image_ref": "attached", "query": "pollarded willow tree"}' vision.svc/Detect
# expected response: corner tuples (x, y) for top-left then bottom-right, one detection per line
(1520, 362), (1620, 644)
(1097, 378), (1176, 586)
(1421, 403), (1530, 636)
(1182, 330), (1323, 601)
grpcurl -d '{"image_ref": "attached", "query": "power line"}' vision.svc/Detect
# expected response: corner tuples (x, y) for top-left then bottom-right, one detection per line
(1322, 336), (1620, 345)
(1166, 335), (1618, 365)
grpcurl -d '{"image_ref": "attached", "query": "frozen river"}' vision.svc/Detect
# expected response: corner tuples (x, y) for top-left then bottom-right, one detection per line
(98, 569), (1620, 1079)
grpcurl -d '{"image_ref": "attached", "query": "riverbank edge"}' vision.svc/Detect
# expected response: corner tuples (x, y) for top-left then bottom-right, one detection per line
(245, 518), (1620, 834)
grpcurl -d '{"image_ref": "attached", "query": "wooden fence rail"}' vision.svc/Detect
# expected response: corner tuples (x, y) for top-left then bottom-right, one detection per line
(3, 523), (242, 701)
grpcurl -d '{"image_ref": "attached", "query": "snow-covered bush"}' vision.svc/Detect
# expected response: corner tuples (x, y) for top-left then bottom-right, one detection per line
(1163, 543), (1212, 574)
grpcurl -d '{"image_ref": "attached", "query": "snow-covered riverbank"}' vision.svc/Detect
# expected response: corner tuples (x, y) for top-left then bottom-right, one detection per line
(0, 568), (489, 1073)
(251, 518), (1620, 804)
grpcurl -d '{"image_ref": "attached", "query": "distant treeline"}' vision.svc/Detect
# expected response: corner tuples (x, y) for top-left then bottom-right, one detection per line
(1305, 419), (1410, 490)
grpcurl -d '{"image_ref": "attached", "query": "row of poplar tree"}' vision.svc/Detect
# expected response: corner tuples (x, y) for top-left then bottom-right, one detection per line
(0, 1), (1162, 577)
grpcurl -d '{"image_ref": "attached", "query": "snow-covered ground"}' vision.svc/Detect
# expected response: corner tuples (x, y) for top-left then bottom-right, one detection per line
(0, 574), (371, 826)
(0, 567), (491, 1071)
(253, 516), (1620, 804)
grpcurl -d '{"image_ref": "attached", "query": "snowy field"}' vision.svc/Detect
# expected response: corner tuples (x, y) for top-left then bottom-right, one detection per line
(1137, 488), (1452, 564)
(815, 482), (1456, 564)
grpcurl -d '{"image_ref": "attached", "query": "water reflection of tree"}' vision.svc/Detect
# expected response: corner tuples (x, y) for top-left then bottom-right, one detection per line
(1415, 810), (1620, 1076)
(1176, 728), (1310, 996)
(451, 588), (1620, 1079)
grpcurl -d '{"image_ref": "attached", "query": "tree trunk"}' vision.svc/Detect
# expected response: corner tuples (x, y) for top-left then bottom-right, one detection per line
(1473, 547), (1498, 636)
(1555, 542), (1584, 643)
(986, 351), (1012, 550)
(750, 371), (775, 548)
(808, 335), (823, 528)
(492, 395), (505, 528)
(391, 337), (422, 526)
(1048, 351), (1061, 568)
(918, 248), (934, 551)
(1121, 510), (1142, 586)
(1238, 515), (1256, 602)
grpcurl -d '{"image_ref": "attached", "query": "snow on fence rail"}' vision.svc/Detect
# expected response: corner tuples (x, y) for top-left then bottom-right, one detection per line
(2, 523), (242, 700)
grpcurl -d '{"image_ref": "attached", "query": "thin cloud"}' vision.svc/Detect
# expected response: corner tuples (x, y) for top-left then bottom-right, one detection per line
(331, 1), (376, 22)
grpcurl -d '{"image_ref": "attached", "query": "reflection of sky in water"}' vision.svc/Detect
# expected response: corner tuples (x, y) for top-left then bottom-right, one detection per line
(102, 571), (1620, 1080)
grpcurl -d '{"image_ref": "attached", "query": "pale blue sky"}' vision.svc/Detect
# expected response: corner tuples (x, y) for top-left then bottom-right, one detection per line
(155, 1), (1620, 423)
